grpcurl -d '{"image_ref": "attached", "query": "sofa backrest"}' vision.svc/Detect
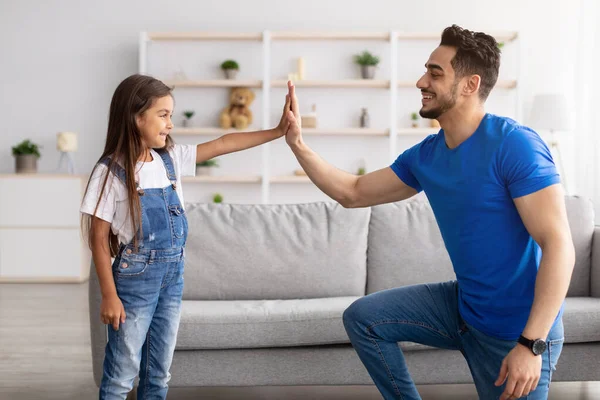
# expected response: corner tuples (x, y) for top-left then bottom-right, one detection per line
(182, 202), (370, 300)
(366, 194), (594, 297)
(366, 195), (455, 294)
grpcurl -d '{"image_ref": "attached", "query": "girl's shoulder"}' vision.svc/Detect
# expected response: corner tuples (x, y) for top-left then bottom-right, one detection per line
(86, 160), (127, 199)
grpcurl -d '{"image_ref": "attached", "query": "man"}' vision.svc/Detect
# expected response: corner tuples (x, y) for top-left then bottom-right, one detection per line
(282, 25), (575, 400)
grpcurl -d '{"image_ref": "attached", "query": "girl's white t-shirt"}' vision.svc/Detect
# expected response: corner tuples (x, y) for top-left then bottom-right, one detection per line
(80, 145), (196, 245)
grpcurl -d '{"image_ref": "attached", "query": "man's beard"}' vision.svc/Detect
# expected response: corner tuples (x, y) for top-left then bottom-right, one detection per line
(419, 80), (459, 119)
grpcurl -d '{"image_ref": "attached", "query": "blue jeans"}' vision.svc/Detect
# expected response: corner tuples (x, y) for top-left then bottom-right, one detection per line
(343, 281), (564, 400)
(100, 248), (185, 399)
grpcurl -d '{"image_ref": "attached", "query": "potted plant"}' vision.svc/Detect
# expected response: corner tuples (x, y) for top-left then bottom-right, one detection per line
(357, 167), (366, 176)
(213, 193), (224, 204)
(411, 112), (419, 128)
(221, 60), (239, 79)
(12, 139), (41, 174)
(354, 51), (380, 79)
(182, 110), (195, 127)
(196, 158), (219, 176)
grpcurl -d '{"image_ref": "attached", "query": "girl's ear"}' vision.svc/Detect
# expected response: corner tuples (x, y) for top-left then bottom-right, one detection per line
(135, 112), (145, 129)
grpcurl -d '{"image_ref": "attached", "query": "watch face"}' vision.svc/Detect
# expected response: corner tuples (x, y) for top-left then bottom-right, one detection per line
(532, 339), (547, 355)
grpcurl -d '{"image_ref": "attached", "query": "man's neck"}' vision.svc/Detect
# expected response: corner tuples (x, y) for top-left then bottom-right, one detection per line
(438, 106), (486, 149)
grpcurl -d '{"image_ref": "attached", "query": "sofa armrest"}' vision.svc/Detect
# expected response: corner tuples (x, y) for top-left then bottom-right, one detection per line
(591, 226), (600, 297)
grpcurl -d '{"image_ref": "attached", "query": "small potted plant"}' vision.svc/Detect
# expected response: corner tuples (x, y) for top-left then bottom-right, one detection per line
(221, 60), (239, 80)
(357, 167), (366, 176)
(354, 51), (380, 79)
(213, 193), (224, 204)
(182, 110), (195, 127)
(12, 139), (41, 174)
(411, 112), (419, 128)
(196, 158), (219, 176)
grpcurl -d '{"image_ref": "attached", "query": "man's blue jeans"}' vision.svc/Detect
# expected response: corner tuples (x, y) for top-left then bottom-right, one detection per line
(343, 281), (564, 400)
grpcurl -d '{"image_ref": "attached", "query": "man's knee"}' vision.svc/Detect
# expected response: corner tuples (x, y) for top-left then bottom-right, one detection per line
(343, 297), (372, 332)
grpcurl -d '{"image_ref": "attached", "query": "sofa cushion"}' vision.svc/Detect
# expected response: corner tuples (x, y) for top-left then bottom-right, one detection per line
(176, 297), (359, 349)
(563, 297), (600, 343)
(367, 195), (455, 294)
(564, 196), (595, 296)
(183, 202), (370, 300)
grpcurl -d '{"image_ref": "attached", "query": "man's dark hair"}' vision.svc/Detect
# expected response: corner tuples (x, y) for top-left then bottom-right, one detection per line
(440, 25), (501, 101)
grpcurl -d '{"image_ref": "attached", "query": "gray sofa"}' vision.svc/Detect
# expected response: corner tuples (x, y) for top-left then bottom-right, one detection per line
(89, 194), (600, 388)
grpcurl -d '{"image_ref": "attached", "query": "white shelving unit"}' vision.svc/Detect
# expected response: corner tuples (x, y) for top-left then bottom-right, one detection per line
(140, 30), (519, 204)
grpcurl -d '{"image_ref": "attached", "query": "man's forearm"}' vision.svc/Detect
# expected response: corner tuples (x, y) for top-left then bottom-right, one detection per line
(522, 240), (575, 340)
(291, 141), (358, 206)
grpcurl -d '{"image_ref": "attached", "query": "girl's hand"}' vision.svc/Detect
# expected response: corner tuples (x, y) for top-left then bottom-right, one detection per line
(276, 90), (293, 137)
(100, 293), (126, 331)
(285, 81), (303, 148)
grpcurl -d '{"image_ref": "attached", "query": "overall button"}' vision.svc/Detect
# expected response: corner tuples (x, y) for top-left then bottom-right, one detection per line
(122, 263), (128, 269)
(126, 249), (132, 255)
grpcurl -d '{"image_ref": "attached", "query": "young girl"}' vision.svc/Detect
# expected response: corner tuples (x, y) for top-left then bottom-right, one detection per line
(81, 74), (293, 399)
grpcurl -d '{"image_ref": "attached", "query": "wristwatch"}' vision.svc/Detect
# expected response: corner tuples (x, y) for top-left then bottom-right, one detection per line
(518, 335), (547, 356)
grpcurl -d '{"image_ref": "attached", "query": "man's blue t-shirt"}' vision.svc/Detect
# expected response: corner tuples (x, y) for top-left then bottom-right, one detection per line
(390, 113), (562, 340)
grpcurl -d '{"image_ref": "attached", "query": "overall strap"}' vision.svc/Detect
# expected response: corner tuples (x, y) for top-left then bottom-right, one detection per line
(99, 157), (144, 195)
(155, 148), (178, 189)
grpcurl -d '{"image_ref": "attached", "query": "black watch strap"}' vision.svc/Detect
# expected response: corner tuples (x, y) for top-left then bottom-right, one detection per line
(518, 335), (547, 356)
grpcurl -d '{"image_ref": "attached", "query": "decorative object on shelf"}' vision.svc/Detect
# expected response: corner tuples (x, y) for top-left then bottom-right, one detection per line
(430, 119), (441, 128)
(221, 59), (239, 79)
(528, 93), (573, 193)
(411, 112), (420, 128)
(196, 158), (219, 176)
(56, 132), (78, 174)
(182, 110), (195, 127)
(354, 50), (380, 79)
(356, 158), (366, 176)
(297, 57), (305, 80)
(173, 65), (187, 81)
(293, 169), (307, 176)
(219, 87), (255, 130)
(213, 193), (224, 204)
(12, 139), (41, 174)
(497, 42), (505, 50)
(360, 107), (370, 128)
(301, 104), (317, 128)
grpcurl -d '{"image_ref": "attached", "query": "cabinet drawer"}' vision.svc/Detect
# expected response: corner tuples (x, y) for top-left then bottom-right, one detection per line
(0, 229), (83, 279)
(0, 177), (83, 227)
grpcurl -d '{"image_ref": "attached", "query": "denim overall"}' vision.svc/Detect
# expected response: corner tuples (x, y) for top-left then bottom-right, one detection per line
(99, 149), (188, 400)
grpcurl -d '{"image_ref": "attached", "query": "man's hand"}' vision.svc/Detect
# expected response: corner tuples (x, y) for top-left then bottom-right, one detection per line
(284, 80), (302, 148)
(495, 344), (542, 399)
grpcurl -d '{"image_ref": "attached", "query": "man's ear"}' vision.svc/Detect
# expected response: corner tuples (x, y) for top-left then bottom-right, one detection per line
(463, 75), (481, 97)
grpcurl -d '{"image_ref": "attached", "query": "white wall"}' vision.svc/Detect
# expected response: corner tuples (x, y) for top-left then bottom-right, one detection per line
(0, 0), (589, 205)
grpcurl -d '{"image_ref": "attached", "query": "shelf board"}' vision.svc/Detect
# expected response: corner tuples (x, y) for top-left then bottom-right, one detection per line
(163, 80), (262, 88)
(146, 31), (517, 43)
(395, 31), (518, 42)
(397, 128), (440, 135)
(303, 128), (389, 136)
(148, 32), (262, 41)
(270, 176), (312, 184)
(272, 79), (390, 88)
(171, 127), (257, 135)
(271, 32), (390, 41)
(397, 80), (517, 89)
(182, 176), (261, 183)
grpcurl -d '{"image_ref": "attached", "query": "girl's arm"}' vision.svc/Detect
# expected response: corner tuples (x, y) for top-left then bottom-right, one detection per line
(196, 93), (292, 163)
(91, 216), (126, 331)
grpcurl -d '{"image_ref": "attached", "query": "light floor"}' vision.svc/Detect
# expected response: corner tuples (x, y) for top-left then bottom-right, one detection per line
(1, 283), (598, 400)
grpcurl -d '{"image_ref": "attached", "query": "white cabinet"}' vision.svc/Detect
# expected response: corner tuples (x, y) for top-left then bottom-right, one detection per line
(0, 174), (91, 282)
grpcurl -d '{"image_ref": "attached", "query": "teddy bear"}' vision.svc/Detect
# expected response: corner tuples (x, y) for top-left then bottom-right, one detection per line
(219, 87), (255, 130)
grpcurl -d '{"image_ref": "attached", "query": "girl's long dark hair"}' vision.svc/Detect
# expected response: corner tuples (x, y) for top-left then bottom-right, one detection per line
(82, 74), (174, 256)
